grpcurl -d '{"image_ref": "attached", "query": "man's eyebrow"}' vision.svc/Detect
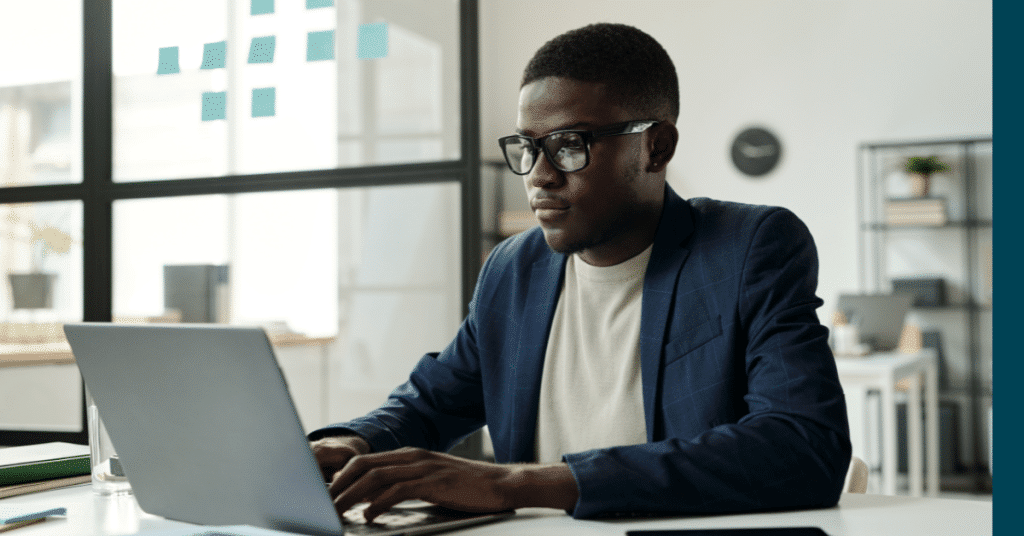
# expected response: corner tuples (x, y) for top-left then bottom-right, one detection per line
(515, 122), (591, 137)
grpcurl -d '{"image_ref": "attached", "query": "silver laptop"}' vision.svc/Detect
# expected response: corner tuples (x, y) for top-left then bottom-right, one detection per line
(64, 323), (513, 536)
(836, 293), (914, 352)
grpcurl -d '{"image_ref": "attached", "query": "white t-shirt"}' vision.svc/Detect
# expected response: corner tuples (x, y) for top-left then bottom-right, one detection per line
(534, 245), (652, 463)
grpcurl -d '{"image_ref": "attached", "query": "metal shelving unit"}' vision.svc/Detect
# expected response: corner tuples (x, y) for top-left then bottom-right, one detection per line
(857, 137), (992, 492)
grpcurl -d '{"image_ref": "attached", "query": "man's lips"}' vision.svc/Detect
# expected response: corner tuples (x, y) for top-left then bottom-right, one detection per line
(531, 198), (570, 223)
(531, 199), (570, 211)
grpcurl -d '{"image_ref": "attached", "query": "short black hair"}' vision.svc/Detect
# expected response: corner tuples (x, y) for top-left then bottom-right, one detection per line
(521, 23), (679, 122)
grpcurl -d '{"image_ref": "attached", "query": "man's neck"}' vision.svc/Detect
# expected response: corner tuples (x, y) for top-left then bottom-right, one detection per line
(577, 199), (664, 267)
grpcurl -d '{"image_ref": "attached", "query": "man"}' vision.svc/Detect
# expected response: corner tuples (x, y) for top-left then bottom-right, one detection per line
(309, 23), (851, 521)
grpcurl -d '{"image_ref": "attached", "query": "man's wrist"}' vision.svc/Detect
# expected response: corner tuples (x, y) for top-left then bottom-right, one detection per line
(504, 463), (580, 512)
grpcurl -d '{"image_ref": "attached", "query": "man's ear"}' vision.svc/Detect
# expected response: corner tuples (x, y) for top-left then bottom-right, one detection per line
(646, 121), (678, 173)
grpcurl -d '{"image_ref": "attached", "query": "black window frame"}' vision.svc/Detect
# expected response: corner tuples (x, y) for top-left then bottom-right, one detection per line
(0, 0), (480, 446)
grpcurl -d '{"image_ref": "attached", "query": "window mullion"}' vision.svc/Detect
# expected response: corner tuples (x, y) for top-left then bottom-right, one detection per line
(82, 0), (113, 324)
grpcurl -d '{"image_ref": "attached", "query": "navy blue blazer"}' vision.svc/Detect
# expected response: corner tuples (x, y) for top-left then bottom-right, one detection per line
(310, 185), (851, 518)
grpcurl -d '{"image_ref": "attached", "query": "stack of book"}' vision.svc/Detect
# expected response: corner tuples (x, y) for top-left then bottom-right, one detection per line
(0, 442), (91, 499)
(885, 197), (947, 226)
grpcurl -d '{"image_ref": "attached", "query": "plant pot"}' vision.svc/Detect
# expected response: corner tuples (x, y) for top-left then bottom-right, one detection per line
(8, 273), (57, 309)
(909, 173), (931, 197)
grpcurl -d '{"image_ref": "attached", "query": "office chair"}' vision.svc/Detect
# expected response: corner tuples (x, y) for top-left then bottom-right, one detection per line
(844, 456), (869, 494)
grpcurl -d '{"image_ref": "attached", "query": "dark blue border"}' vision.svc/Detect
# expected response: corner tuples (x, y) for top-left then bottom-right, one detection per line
(993, 0), (1010, 533)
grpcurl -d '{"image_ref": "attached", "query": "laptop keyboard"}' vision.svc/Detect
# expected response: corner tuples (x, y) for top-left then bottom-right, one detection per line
(342, 502), (437, 532)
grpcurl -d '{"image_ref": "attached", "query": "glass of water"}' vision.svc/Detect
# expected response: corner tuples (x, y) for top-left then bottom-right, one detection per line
(86, 389), (132, 495)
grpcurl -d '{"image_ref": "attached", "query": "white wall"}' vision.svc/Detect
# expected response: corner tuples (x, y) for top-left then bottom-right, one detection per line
(479, 0), (992, 321)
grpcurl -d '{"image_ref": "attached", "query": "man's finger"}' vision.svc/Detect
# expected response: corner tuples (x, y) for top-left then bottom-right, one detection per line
(311, 436), (373, 481)
(327, 453), (370, 498)
(315, 450), (357, 482)
(328, 448), (429, 497)
(360, 481), (422, 523)
(332, 461), (432, 514)
(309, 440), (362, 481)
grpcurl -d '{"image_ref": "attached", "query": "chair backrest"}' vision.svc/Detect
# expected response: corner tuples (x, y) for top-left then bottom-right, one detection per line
(844, 456), (869, 493)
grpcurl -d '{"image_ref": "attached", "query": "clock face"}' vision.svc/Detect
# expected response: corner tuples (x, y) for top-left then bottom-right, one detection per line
(731, 127), (782, 177)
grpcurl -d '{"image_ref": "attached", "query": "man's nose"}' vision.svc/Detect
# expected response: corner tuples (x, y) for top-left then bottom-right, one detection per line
(526, 150), (563, 189)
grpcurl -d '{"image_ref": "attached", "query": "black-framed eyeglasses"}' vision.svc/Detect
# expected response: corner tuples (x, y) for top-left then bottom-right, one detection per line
(497, 120), (659, 175)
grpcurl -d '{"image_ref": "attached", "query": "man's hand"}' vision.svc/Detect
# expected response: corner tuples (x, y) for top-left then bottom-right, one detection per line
(310, 435), (372, 483)
(324, 446), (579, 522)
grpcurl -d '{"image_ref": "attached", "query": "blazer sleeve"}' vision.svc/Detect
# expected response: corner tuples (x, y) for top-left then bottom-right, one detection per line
(563, 208), (852, 518)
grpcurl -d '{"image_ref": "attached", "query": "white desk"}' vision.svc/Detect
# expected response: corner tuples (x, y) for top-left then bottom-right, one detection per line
(835, 350), (939, 496)
(0, 485), (991, 536)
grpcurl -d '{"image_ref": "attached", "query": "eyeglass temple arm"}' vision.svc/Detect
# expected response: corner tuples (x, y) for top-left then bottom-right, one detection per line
(593, 120), (659, 138)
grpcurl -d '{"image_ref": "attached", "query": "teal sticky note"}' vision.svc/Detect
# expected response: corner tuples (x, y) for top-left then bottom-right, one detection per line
(252, 0), (274, 15)
(251, 87), (276, 117)
(307, 30), (335, 61)
(306, 0), (334, 8)
(202, 91), (226, 121)
(157, 46), (179, 74)
(200, 41), (227, 69)
(357, 23), (388, 59)
(248, 35), (276, 64)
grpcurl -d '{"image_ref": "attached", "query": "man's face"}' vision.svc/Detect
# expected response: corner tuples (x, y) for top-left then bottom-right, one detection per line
(516, 77), (662, 265)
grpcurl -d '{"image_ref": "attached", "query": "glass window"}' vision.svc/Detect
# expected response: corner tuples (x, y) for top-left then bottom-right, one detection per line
(0, 1), (82, 187)
(113, 182), (461, 431)
(112, 0), (460, 182)
(0, 0), (83, 437)
(0, 0), (474, 445)
(0, 201), (84, 432)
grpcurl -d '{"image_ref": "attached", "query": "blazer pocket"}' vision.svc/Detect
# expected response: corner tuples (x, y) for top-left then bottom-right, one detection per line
(663, 314), (723, 365)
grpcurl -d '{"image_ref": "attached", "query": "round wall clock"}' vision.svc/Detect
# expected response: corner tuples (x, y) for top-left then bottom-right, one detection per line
(730, 127), (782, 177)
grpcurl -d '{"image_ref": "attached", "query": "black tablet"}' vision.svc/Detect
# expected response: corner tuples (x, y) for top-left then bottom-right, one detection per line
(626, 528), (828, 536)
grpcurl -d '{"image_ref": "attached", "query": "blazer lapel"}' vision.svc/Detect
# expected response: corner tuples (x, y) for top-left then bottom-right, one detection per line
(640, 186), (696, 441)
(509, 251), (567, 462)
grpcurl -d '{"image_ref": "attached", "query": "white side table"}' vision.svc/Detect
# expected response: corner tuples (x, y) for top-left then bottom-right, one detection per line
(835, 349), (939, 496)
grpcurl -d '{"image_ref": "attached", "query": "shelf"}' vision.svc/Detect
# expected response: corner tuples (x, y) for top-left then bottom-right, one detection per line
(939, 389), (992, 400)
(910, 303), (992, 312)
(862, 220), (992, 231)
(859, 137), (992, 150)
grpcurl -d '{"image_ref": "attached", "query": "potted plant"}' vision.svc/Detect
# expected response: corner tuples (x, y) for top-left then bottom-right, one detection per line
(904, 156), (950, 197)
(7, 222), (72, 309)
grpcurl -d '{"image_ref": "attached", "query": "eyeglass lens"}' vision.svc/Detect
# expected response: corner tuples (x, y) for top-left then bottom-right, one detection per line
(503, 132), (588, 174)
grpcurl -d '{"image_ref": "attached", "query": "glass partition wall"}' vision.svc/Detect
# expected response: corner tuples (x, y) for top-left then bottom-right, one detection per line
(0, 0), (479, 445)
